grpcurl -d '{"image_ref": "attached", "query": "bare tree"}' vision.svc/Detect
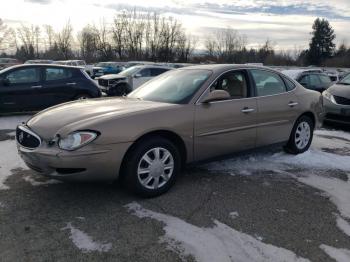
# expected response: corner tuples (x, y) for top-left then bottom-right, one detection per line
(56, 21), (74, 59)
(16, 24), (41, 58)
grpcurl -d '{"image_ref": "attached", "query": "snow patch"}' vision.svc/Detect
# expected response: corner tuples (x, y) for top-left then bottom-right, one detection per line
(298, 174), (350, 219)
(126, 202), (309, 262)
(23, 175), (60, 186)
(62, 222), (112, 253)
(0, 115), (32, 130)
(320, 244), (350, 262)
(336, 216), (350, 237)
(0, 140), (28, 190)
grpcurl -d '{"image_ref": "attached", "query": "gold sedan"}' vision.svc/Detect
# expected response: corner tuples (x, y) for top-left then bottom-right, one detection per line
(16, 65), (323, 196)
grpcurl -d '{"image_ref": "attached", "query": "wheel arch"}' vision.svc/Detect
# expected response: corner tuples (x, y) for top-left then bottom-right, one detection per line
(118, 130), (187, 180)
(297, 111), (316, 127)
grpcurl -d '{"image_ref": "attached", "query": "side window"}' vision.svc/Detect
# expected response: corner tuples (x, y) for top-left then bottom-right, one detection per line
(319, 75), (331, 85)
(299, 75), (309, 87)
(138, 69), (151, 77)
(150, 68), (169, 76)
(210, 71), (248, 99)
(283, 77), (296, 91)
(45, 68), (73, 81)
(250, 69), (286, 96)
(5, 68), (40, 84)
(309, 75), (321, 88)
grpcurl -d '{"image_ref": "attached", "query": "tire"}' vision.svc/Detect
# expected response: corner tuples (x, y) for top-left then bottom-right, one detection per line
(122, 137), (181, 197)
(75, 94), (91, 100)
(109, 83), (132, 96)
(284, 115), (314, 155)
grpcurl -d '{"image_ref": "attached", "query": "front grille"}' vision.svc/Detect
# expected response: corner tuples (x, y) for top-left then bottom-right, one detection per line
(334, 95), (350, 105)
(98, 79), (109, 87)
(325, 113), (350, 123)
(16, 126), (41, 149)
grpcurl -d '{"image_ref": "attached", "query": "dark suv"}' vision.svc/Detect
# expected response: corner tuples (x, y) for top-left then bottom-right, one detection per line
(282, 69), (332, 93)
(0, 64), (101, 113)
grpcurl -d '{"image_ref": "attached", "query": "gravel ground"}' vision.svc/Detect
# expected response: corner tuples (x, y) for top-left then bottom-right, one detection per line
(0, 116), (350, 262)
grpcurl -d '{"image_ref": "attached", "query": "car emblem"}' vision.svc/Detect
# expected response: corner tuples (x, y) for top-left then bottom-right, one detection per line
(18, 132), (24, 143)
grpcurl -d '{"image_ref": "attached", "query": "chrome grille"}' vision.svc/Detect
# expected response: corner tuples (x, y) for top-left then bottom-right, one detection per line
(16, 126), (41, 149)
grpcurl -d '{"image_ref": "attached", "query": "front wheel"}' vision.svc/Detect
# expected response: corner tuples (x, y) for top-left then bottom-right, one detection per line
(122, 137), (181, 197)
(284, 115), (314, 154)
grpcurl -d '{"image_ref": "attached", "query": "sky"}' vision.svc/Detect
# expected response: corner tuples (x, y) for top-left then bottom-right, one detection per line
(1, 0), (350, 51)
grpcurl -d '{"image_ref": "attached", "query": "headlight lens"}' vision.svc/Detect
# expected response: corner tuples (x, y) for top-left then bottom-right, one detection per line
(322, 90), (336, 104)
(58, 131), (98, 151)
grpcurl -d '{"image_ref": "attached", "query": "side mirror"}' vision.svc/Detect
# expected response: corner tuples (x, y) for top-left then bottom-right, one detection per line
(134, 73), (142, 78)
(201, 90), (231, 103)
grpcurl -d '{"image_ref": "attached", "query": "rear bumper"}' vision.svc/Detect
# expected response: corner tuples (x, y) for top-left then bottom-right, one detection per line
(17, 142), (132, 182)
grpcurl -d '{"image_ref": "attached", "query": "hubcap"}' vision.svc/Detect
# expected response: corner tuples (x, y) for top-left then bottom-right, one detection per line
(137, 147), (174, 190)
(295, 121), (311, 150)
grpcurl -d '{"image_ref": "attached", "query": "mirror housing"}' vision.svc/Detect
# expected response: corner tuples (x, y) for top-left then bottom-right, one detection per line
(201, 90), (231, 103)
(134, 73), (142, 78)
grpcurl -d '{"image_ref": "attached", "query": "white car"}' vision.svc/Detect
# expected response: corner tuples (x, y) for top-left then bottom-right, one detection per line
(97, 65), (172, 96)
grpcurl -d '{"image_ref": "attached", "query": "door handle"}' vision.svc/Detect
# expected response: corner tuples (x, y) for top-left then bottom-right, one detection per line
(66, 82), (76, 86)
(30, 85), (42, 89)
(288, 101), (298, 107)
(241, 107), (255, 113)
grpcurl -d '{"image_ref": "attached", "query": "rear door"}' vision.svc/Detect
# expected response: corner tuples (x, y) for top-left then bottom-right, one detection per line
(249, 69), (299, 146)
(0, 67), (42, 112)
(194, 69), (257, 161)
(41, 67), (76, 107)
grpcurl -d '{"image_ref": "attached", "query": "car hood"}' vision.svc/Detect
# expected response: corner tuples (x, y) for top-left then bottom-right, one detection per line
(26, 98), (175, 139)
(328, 84), (350, 99)
(98, 74), (127, 80)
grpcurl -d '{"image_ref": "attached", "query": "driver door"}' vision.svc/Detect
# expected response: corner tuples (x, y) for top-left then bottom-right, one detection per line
(194, 70), (257, 161)
(0, 67), (42, 112)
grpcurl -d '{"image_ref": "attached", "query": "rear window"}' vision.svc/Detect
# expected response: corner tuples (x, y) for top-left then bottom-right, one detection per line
(45, 68), (73, 81)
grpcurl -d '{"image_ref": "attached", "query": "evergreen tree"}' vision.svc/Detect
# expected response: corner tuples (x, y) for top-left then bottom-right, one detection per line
(307, 18), (336, 65)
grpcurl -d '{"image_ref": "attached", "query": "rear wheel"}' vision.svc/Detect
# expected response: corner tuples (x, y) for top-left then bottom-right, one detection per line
(122, 137), (181, 197)
(75, 94), (91, 100)
(284, 115), (314, 154)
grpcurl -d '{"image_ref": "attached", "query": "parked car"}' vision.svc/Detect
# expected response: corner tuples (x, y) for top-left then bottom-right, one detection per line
(323, 73), (350, 124)
(0, 58), (21, 69)
(25, 60), (54, 64)
(54, 60), (87, 67)
(16, 65), (323, 196)
(90, 62), (126, 79)
(98, 65), (172, 96)
(282, 69), (332, 93)
(0, 64), (101, 113)
(55, 60), (94, 78)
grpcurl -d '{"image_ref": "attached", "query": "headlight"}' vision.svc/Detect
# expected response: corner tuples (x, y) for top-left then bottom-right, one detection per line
(322, 91), (336, 104)
(58, 131), (99, 151)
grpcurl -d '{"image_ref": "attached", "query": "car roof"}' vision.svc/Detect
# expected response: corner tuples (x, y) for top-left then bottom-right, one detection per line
(181, 64), (277, 74)
(135, 65), (173, 70)
(1, 64), (81, 70)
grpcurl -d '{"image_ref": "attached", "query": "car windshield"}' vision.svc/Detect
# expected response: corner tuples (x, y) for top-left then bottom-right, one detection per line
(128, 69), (212, 104)
(118, 66), (141, 76)
(339, 74), (350, 85)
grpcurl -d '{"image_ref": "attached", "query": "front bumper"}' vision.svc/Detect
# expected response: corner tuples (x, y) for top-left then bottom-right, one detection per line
(323, 97), (350, 124)
(17, 142), (132, 182)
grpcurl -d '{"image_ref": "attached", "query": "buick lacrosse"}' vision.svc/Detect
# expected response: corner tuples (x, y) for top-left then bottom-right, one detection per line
(16, 65), (323, 196)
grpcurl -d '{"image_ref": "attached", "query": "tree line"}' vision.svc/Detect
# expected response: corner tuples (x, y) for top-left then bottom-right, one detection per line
(0, 11), (349, 67)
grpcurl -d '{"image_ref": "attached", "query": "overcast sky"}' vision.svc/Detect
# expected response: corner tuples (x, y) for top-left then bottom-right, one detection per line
(1, 0), (350, 51)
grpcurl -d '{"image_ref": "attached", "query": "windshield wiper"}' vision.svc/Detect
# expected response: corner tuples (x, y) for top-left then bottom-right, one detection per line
(338, 82), (350, 85)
